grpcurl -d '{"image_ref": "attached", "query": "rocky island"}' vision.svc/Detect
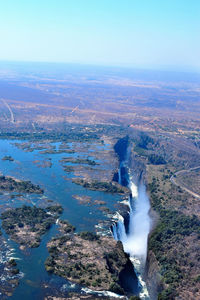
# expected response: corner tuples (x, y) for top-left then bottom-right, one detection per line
(60, 157), (98, 166)
(45, 220), (137, 295)
(72, 179), (129, 195)
(0, 175), (44, 194)
(1, 205), (63, 249)
(2, 155), (14, 162)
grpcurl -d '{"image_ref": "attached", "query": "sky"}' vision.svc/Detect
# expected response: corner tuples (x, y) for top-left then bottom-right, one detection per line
(0, 0), (199, 71)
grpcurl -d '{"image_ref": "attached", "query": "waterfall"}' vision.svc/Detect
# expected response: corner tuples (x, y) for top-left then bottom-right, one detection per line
(113, 167), (151, 299)
(124, 177), (150, 261)
(118, 164), (122, 185)
(112, 213), (127, 241)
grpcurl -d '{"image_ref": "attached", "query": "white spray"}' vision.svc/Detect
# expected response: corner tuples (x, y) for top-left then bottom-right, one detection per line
(123, 177), (150, 262)
(113, 170), (151, 299)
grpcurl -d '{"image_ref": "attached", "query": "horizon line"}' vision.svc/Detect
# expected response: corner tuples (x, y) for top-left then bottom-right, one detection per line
(0, 59), (199, 75)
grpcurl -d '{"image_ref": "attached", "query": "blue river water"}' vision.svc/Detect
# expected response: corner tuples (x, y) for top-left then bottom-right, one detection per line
(0, 139), (122, 299)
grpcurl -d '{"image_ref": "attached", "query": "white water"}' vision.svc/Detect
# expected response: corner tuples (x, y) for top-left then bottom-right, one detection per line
(118, 166), (122, 185)
(123, 178), (150, 262)
(113, 170), (151, 299)
(81, 287), (127, 299)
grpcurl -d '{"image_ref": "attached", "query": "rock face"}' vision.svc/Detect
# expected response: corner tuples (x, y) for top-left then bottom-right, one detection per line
(114, 136), (129, 163)
(145, 250), (162, 300)
(129, 153), (146, 185)
(45, 221), (137, 295)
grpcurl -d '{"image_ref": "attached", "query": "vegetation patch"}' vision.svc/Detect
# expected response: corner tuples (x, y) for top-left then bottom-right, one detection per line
(0, 175), (43, 194)
(39, 149), (75, 154)
(45, 221), (132, 294)
(60, 157), (98, 166)
(1, 205), (63, 248)
(147, 154), (166, 165)
(72, 178), (129, 194)
(63, 165), (74, 173)
(2, 155), (14, 161)
(143, 132), (200, 299)
(149, 209), (200, 299)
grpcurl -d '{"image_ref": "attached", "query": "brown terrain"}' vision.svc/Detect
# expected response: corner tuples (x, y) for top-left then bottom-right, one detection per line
(128, 131), (200, 299)
(0, 63), (199, 299)
(0, 64), (199, 136)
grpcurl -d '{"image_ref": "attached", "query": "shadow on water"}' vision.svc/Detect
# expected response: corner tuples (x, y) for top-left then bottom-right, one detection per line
(119, 260), (140, 295)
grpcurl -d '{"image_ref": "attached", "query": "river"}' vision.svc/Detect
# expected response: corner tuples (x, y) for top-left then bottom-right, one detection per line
(0, 139), (123, 299)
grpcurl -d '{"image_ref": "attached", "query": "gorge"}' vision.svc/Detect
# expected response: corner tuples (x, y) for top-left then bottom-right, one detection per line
(113, 136), (151, 299)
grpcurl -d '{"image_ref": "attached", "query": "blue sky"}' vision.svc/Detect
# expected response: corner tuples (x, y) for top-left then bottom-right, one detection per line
(0, 0), (199, 71)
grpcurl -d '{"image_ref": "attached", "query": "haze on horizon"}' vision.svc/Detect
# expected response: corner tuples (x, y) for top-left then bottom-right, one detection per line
(0, 0), (199, 72)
